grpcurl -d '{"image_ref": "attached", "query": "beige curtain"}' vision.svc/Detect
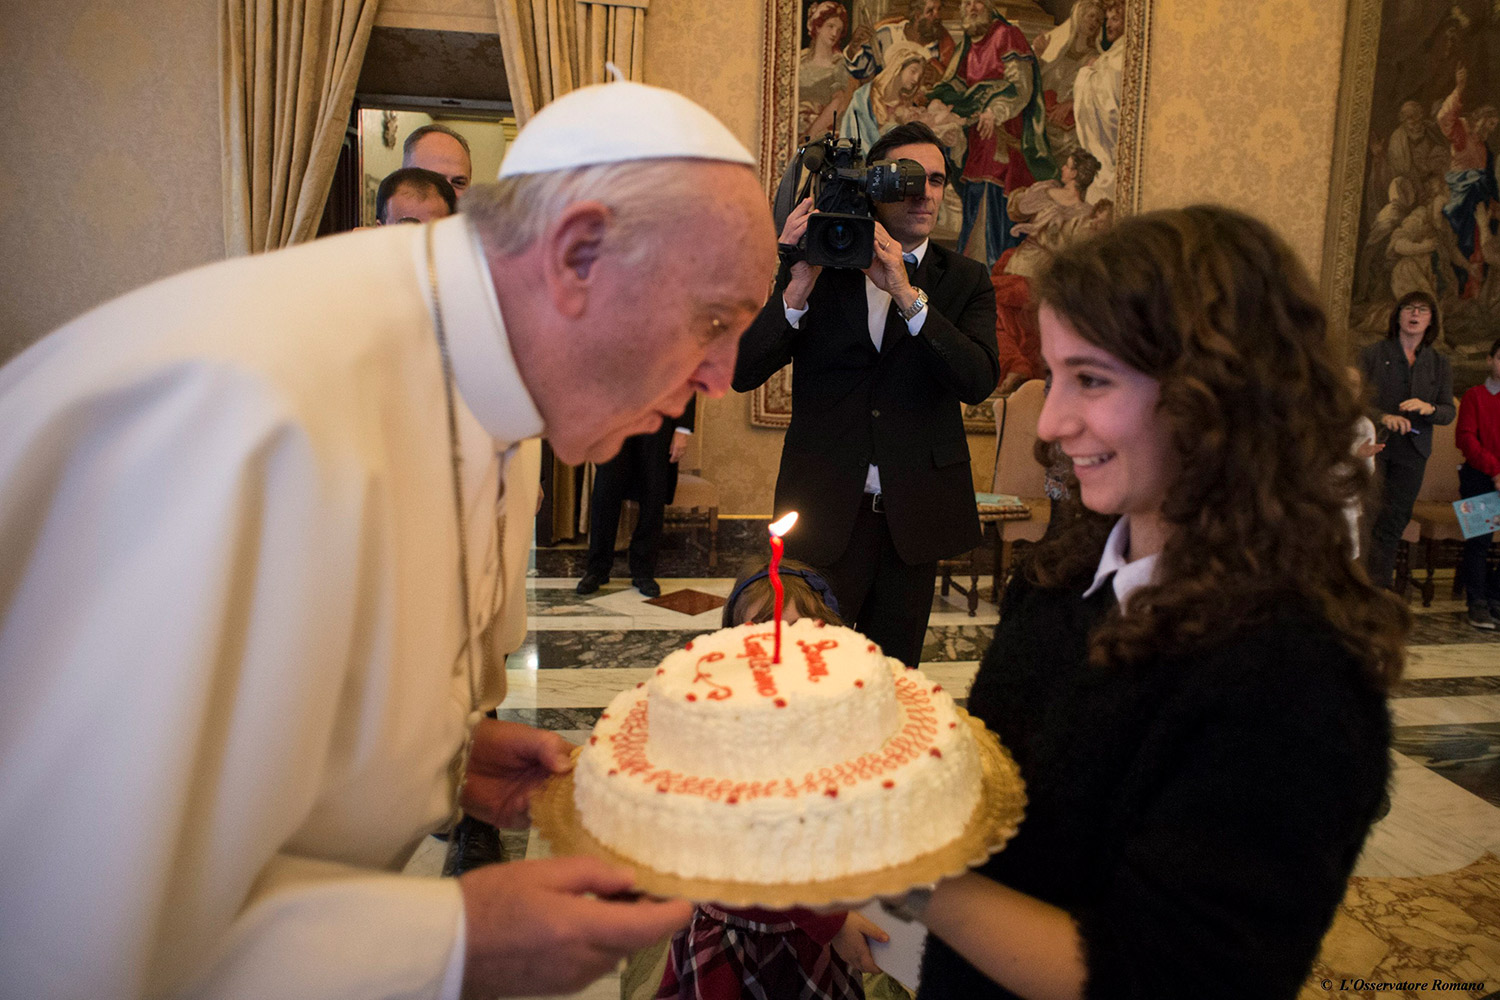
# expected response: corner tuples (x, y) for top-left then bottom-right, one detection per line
(495, 0), (648, 124)
(220, 0), (379, 255)
(494, 0), (647, 541)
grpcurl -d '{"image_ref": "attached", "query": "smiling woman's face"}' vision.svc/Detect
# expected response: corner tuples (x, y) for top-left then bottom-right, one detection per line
(1035, 305), (1177, 548)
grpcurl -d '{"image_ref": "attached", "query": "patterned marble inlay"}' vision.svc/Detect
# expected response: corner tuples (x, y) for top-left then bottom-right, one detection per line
(532, 629), (706, 670)
(1408, 613), (1500, 647)
(1300, 853), (1500, 1000)
(644, 588), (726, 616)
(494, 706), (603, 730)
(920, 625), (996, 664)
(1391, 724), (1500, 809)
(1394, 677), (1500, 699)
(1405, 645), (1500, 680)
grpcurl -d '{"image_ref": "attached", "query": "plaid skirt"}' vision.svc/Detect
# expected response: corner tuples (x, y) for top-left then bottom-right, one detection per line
(655, 903), (865, 1000)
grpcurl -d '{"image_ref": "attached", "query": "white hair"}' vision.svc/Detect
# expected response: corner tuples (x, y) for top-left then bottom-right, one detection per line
(462, 159), (715, 265)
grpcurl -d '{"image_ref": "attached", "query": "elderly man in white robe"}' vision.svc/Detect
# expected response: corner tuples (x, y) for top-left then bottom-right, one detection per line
(0, 82), (777, 999)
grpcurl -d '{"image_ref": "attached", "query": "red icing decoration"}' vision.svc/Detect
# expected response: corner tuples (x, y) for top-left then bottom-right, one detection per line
(686, 693), (697, 702)
(657, 668), (665, 675)
(739, 632), (780, 697)
(727, 796), (739, 804)
(607, 675), (942, 802)
(930, 748), (942, 758)
(636, 682), (644, 688)
(608, 769), (618, 776)
(867, 643), (877, 652)
(589, 736), (598, 745)
(815, 620), (826, 628)
(949, 722), (958, 729)
(601, 712), (610, 719)
(932, 684), (943, 692)
(686, 641), (694, 651)
(824, 787), (839, 798)
(882, 780), (895, 789)
(692, 651), (733, 701)
(854, 680), (864, 688)
(773, 698), (787, 708)
(797, 638), (837, 682)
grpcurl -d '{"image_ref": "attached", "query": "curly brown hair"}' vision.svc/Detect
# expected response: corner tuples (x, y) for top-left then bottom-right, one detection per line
(1028, 205), (1406, 693)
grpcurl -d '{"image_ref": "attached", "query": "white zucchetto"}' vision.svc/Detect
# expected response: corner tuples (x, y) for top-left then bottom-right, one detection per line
(498, 81), (756, 178)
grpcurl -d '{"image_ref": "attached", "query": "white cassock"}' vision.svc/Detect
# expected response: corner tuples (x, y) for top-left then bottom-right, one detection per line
(0, 215), (543, 999)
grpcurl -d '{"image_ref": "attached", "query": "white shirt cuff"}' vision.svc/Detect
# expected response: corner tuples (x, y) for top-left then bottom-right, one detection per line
(785, 299), (810, 328)
(906, 304), (929, 335)
(438, 906), (467, 1000)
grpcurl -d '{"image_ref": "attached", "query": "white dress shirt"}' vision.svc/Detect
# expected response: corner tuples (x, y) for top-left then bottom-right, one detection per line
(783, 239), (931, 496)
(1081, 516), (1161, 610)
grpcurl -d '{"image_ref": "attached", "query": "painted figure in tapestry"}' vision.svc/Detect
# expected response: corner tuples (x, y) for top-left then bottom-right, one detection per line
(792, 0), (1131, 393)
(1353, 1), (1500, 393)
(798, 2), (856, 145)
(928, 0), (1057, 269)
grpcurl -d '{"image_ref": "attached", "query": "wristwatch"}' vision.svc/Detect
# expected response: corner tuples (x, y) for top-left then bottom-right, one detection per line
(898, 288), (928, 322)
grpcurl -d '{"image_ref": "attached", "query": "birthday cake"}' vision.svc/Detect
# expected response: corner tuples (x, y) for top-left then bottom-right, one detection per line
(572, 619), (983, 884)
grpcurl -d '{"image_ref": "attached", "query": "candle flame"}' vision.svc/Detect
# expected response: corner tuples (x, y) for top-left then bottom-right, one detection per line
(769, 512), (799, 537)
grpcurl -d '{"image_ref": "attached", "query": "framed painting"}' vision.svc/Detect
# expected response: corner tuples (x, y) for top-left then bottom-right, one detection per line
(753, 0), (1154, 430)
(1325, 0), (1500, 395)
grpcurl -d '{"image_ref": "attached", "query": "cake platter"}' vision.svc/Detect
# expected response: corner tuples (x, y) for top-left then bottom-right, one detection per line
(531, 710), (1026, 910)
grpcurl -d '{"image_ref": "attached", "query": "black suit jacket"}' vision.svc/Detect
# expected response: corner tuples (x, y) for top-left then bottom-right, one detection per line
(734, 242), (999, 566)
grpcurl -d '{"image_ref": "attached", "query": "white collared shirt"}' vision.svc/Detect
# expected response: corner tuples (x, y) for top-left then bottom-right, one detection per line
(782, 238), (932, 497)
(1081, 516), (1160, 611)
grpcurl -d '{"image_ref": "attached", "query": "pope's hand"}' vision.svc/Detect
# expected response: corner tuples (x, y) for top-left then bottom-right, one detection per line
(460, 719), (575, 830)
(460, 856), (692, 997)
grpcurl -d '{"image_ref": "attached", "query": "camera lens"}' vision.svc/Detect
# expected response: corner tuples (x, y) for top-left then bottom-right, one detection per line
(826, 222), (855, 251)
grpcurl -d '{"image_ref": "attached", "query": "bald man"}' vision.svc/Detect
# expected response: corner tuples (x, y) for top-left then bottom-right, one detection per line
(404, 122), (473, 199)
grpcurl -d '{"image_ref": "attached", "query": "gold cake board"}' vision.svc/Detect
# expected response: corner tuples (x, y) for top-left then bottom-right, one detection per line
(531, 711), (1026, 910)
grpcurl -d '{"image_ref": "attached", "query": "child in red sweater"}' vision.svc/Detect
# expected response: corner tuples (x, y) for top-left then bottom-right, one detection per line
(1457, 337), (1500, 629)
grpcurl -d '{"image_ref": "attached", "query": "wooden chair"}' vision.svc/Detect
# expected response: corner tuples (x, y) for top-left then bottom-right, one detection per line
(990, 379), (1051, 599)
(1408, 400), (1466, 605)
(937, 380), (1050, 615)
(662, 470), (720, 570)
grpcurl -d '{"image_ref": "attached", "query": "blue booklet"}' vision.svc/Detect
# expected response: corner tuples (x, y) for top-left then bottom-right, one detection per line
(975, 491), (1023, 507)
(1454, 491), (1500, 540)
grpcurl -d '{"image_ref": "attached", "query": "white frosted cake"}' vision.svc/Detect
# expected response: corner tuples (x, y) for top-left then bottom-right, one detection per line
(572, 619), (982, 884)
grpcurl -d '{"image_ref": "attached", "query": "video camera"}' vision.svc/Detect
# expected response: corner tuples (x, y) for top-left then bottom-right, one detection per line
(772, 134), (925, 270)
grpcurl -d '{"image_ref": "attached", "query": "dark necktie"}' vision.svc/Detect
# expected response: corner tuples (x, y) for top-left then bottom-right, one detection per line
(903, 252), (918, 284)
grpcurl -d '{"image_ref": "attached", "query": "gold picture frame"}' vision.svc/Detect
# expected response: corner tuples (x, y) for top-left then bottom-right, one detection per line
(752, 0), (1156, 431)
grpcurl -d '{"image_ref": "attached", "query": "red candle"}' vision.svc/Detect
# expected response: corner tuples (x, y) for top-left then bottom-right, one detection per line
(767, 512), (799, 663)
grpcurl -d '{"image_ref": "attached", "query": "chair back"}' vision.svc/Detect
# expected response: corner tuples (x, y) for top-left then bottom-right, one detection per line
(1416, 399), (1463, 503)
(992, 379), (1047, 498)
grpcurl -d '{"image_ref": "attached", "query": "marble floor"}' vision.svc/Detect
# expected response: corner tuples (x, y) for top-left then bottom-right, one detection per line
(411, 543), (1500, 1000)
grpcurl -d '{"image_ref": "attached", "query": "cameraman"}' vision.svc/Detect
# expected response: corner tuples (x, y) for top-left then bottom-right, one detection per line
(734, 121), (998, 667)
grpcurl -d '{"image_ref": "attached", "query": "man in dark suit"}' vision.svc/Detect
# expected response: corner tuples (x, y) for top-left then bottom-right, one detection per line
(734, 122), (999, 666)
(577, 397), (695, 598)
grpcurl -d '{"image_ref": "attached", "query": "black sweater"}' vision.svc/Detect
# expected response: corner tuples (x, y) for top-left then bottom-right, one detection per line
(918, 577), (1391, 1000)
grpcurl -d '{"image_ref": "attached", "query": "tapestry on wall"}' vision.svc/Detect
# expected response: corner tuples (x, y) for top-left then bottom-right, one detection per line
(1347, 0), (1500, 394)
(753, 0), (1150, 431)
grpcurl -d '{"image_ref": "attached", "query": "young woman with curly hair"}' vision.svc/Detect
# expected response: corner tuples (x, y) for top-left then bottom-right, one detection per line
(907, 206), (1406, 1000)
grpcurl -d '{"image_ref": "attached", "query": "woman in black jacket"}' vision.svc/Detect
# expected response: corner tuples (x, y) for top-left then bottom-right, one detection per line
(906, 206), (1406, 1000)
(1358, 291), (1455, 588)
